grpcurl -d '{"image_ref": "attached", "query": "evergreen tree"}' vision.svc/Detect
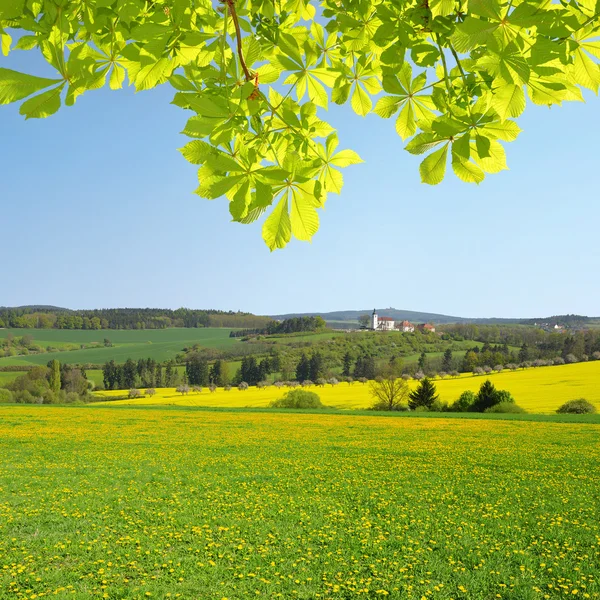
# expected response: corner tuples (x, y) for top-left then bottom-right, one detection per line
(408, 377), (439, 410)
(164, 361), (175, 387)
(341, 352), (354, 377)
(240, 356), (260, 385)
(186, 355), (209, 386)
(472, 379), (499, 412)
(519, 343), (530, 363)
(418, 351), (427, 371)
(154, 364), (163, 388)
(309, 352), (324, 381)
(259, 358), (271, 381)
(47, 359), (61, 393)
(295, 353), (310, 382)
(122, 359), (137, 388)
(210, 359), (229, 386)
(442, 349), (453, 373)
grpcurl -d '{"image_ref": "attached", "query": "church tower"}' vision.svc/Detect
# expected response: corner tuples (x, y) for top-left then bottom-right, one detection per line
(371, 308), (378, 331)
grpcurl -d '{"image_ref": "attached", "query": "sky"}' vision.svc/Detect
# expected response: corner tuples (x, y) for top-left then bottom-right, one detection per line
(1, 47), (599, 318)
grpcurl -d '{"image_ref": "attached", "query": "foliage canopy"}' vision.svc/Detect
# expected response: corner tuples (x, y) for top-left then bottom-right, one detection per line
(2, 0), (599, 248)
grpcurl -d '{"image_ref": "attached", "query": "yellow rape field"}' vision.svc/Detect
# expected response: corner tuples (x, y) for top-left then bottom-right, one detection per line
(0, 407), (599, 599)
(94, 361), (600, 413)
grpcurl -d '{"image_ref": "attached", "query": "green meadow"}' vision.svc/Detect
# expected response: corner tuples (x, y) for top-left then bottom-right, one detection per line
(0, 328), (239, 367)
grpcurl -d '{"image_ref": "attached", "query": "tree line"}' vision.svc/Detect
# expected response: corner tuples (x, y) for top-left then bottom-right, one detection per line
(229, 316), (327, 338)
(0, 307), (272, 330)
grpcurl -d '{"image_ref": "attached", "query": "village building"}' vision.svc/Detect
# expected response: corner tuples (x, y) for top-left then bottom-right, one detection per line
(370, 309), (434, 333)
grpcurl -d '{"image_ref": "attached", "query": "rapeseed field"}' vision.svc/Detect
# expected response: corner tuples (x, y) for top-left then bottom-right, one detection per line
(95, 361), (600, 413)
(0, 407), (598, 599)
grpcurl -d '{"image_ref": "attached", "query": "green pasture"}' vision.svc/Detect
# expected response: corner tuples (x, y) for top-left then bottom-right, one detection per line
(0, 328), (239, 366)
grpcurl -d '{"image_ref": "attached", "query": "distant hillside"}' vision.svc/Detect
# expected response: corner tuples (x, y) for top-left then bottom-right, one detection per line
(271, 308), (525, 327)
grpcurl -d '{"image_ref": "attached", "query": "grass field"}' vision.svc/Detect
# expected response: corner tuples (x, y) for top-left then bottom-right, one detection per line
(0, 328), (239, 366)
(0, 405), (598, 598)
(94, 361), (600, 413)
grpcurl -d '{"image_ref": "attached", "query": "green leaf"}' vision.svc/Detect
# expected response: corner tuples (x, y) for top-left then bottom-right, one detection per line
(351, 84), (371, 116)
(374, 96), (400, 118)
(452, 156), (485, 184)
(263, 197), (291, 251)
(473, 139), (507, 173)
(0, 0), (24, 19)
(451, 17), (499, 53)
(395, 102), (416, 140)
(0, 68), (62, 106)
(1, 31), (11, 57)
(329, 149), (363, 167)
(109, 65), (125, 90)
(19, 84), (65, 119)
(179, 140), (214, 164)
(405, 133), (445, 155)
(290, 190), (319, 241)
(430, 0), (456, 19)
(491, 84), (526, 120)
(419, 145), (448, 185)
(135, 58), (171, 91)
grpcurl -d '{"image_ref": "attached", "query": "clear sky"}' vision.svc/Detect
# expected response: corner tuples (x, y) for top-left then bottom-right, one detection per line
(2, 48), (599, 318)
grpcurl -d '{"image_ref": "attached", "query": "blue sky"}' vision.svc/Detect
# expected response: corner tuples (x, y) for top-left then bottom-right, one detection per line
(1, 48), (599, 318)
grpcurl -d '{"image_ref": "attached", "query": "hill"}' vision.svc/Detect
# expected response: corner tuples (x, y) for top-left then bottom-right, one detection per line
(271, 308), (525, 326)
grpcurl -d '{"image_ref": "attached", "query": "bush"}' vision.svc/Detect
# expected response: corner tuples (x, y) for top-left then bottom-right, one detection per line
(494, 390), (515, 404)
(553, 357), (565, 365)
(0, 388), (14, 403)
(270, 389), (325, 409)
(565, 354), (578, 364)
(556, 399), (597, 414)
(451, 390), (476, 412)
(485, 402), (527, 414)
(430, 398), (449, 412)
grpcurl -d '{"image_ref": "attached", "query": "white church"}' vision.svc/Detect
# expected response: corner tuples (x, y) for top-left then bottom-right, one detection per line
(370, 309), (415, 332)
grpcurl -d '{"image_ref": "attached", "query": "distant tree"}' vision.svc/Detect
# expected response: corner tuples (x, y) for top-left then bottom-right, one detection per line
(451, 390), (476, 412)
(128, 388), (141, 399)
(47, 359), (61, 393)
(164, 361), (176, 387)
(210, 359), (229, 386)
(473, 367), (485, 376)
(418, 351), (427, 371)
(518, 343), (530, 363)
(442, 349), (453, 373)
(176, 384), (190, 395)
(483, 366), (493, 374)
(408, 378), (439, 410)
(341, 352), (354, 377)
(472, 380), (498, 412)
(358, 377), (368, 385)
(122, 359), (137, 389)
(450, 370), (460, 378)
(146, 388), (156, 397)
(154, 364), (163, 387)
(186, 355), (209, 386)
(295, 353), (310, 382)
(346, 376), (354, 385)
(316, 378), (327, 387)
(414, 370), (425, 380)
(103, 338), (112, 347)
(238, 382), (249, 391)
(565, 353), (578, 364)
(191, 385), (203, 393)
(309, 352), (325, 381)
(209, 383), (217, 393)
(369, 377), (410, 411)
(494, 365), (504, 372)
(302, 380), (313, 387)
(224, 385), (232, 391)
(593, 352), (600, 361)
(357, 315), (371, 328)
(328, 377), (339, 387)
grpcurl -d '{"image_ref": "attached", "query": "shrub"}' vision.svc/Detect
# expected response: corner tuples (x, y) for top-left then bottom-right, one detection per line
(565, 354), (578, 364)
(485, 402), (527, 414)
(553, 357), (565, 365)
(494, 390), (515, 404)
(556, 399), (596, 414)
(451, 391), (476, 412)
(270, 389), (324, 409)
(430, 398), (449, 412)
(592, 351), (600, 361)
(0, 388), (14, 403)
(238, 382), (249, 391)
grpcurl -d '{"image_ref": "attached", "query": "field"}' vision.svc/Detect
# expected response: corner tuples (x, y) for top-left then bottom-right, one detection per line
(0, 328), (239, 367)
(94, 361), (600, 414)
(0, 406), (598, 599)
